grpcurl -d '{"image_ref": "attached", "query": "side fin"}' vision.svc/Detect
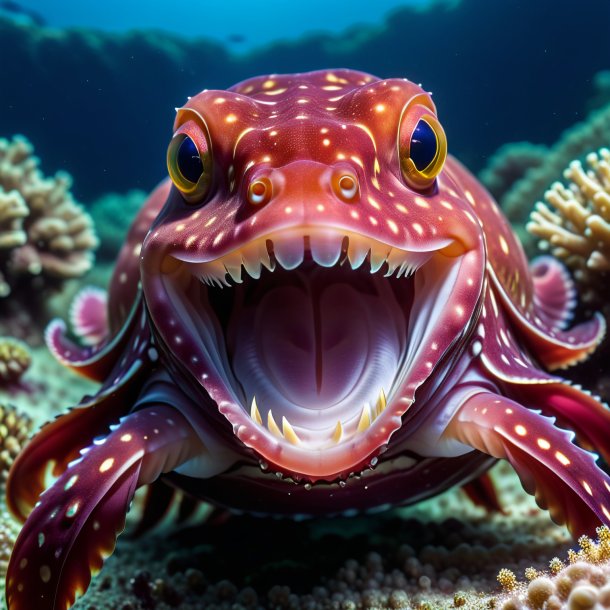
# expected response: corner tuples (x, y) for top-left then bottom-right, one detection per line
(445, 391), (610, 538)
(6, 406), (199, 610)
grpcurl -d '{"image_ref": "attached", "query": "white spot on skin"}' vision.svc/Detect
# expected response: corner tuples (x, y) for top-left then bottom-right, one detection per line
(499, 235), (510, 255)
(40, 565), (51, 583)
(387, 220), (399, 234)
(120, 434), (132, 442)
(99, 458), (115, 473)
(514, 425), (527, 436)
(582, 480), (593, 496)
(412, 223), (424, 236)
(555, 451), (570, 466)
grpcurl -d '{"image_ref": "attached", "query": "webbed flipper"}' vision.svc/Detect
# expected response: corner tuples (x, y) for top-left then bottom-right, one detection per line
(6, 406), (200, 610)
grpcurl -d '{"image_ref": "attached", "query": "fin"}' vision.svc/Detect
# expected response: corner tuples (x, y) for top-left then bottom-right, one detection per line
(445, 391), (610, 538)
(69, 286), (109, 346)
(461, 472), (504, 513)
(6, 406), (199, 610)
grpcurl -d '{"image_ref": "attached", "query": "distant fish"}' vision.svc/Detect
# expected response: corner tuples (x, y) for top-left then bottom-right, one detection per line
(0, 1), (46, 26)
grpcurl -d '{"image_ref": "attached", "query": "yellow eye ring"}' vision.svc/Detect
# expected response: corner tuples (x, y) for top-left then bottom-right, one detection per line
(167, 123), (213, 204)
(398, 111), (447, 190)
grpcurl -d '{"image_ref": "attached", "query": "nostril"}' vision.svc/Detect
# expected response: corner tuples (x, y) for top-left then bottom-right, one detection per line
(248, 177), (273, 206)
(332, 171), (359, 203)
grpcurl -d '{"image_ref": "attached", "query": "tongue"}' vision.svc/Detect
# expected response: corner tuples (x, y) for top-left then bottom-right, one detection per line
(227, 267), (409, 427)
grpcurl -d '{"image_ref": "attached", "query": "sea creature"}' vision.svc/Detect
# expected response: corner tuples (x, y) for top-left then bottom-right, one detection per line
(5, 69), (610, 609)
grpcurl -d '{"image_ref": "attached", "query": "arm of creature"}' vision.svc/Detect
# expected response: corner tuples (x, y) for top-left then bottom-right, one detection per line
(444, 391), (610, 538)
(5, 406), (203, 610)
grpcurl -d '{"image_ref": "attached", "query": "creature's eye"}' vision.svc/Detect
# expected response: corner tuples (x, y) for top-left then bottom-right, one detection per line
(167, 121), (213, 204)
(398, 110), (447, 191)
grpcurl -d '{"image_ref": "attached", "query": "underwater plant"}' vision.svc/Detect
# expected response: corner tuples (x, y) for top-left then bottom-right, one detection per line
(0, 136), (98, 339)
(4, 69), (610, 610)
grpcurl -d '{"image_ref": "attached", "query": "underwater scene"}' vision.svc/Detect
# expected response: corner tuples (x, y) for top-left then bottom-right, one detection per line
(1, 0), (610, 608)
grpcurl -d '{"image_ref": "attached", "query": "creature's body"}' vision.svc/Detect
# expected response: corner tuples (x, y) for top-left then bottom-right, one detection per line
(5, 69), (610, 609)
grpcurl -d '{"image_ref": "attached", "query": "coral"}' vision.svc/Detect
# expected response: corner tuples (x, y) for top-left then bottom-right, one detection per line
(89, 190), (146, 261)
(586, 70), (610, 113)
(496, 526), (610, 610)
(527, 147), (610, 307)
(0, 508), (20, 594)
(0, 135), (98, 300)
(479, 142), (549, 203)
(0, 337), (31, 385)
(486, 103), (610, 239)
(0, 403), (32, 490)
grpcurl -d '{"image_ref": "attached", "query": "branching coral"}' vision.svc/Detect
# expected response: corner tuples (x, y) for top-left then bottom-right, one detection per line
(0, 135), (98, 299)
(527, 147), (610, 306)
(481, 103), (610, 246)
(0, 337), (31, 386)
(0, 403), (32, 490)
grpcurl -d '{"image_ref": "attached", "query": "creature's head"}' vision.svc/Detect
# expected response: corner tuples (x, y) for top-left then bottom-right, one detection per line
(141, 69), (485, 481)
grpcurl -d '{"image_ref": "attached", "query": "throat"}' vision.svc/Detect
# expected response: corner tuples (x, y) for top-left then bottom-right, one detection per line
(217, 264), (413, 434)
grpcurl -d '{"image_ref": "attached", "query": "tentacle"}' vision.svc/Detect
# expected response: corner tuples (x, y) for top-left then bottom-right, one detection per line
(5, 406), (201, 610)
(69, 286), (109, 346)
(445, 391), (610, 538)
(509, 380), (610, 467)
(6, 351), (152, 523)
(461, 472), (504, 513)
(128, 479), (177, 537)
(45, 295), (146, 382)
(530, 256), (576, 330)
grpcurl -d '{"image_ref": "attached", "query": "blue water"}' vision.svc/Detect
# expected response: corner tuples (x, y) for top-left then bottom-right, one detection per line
(11, 0), (442, 51)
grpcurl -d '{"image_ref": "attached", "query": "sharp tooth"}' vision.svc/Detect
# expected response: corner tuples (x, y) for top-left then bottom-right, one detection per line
(282, 416), (300, 445)
(347, 236), (369, 269)
(332, 421), (343, 443)
(267, 410), (283, 438)
(370, 245), (391, 273)
(242, 252), (262, 279)
(357, 404), (372, 432)
(250, 397), (262, 425)
(225, 263), (243, 283)
(375, 389), (387, 418)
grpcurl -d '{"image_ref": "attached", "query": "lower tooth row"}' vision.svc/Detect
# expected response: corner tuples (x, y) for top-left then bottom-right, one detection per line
(248, 389), (388, 446)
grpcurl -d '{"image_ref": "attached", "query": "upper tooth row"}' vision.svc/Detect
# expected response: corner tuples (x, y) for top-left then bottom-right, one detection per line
(197, 235), (427, 287)
(248, 389), (387, 446)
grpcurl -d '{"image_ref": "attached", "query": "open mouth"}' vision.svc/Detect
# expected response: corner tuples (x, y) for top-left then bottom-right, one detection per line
(159, 228), (466, 480)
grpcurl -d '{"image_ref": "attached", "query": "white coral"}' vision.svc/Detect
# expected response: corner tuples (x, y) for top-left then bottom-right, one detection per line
(527, 148), (610, 301)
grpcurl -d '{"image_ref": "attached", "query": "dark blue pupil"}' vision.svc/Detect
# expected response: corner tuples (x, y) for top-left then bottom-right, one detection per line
(177, 136), (203, 183)
(410, 120), (437, 172)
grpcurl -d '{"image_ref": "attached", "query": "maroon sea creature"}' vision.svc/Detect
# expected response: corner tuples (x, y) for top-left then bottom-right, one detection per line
(5, 69), (610, 609)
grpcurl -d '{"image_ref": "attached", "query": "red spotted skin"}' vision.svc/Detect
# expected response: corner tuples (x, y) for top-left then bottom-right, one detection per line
(6, 69), (610, 610)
